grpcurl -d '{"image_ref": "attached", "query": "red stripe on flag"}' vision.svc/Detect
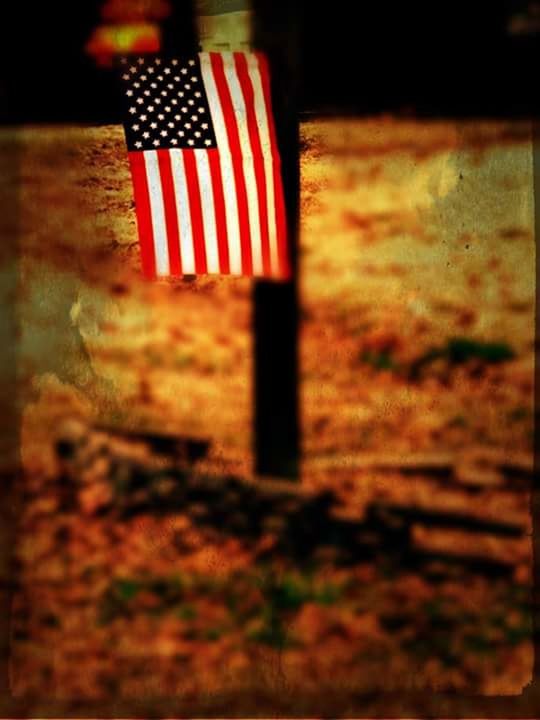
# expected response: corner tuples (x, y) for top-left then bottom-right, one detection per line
(254, 52), (282, 164)
(207, 148), (230, 274)
(128, 152), (157, 279)
(273, 164), (290, 279)
(209, 52), (253, 276)
(233, 53), (272, 277)
(182, 149), (208, 274)
(156, 150), (182, 277)
(255, 53), (290, 279)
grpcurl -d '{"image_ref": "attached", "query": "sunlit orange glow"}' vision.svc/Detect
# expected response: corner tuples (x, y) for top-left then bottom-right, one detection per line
(85, 23), (161, 66)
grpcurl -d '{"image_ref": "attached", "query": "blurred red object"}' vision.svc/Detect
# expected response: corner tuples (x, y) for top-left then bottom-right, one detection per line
(86, 0), (171, 66)
(101, 0), (172, 22)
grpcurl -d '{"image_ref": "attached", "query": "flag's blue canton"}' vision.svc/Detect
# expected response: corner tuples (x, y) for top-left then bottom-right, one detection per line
(119, 56), (217, 152)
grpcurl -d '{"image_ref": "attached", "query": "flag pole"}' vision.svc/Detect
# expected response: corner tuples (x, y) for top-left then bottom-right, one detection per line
(251, 0), (300, 480)
(163, 0), (199, 56)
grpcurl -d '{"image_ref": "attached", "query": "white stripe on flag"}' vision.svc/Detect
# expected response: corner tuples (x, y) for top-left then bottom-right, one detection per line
(199, 52), (243, 275)
(244, 53), (279, 276)
(143, 150), (170, 276)
(169, 149), (196, 274)
(194, 149), (220, 274)
(221, 52), (264, 276)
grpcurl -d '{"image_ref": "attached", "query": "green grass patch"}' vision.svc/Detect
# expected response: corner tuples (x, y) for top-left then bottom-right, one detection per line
(360, 350), (399, 372)
(445, 338), (515, 364)
(409, 337), (515, 380)
(99, 575), (186, 624)
(448, 414), (468, 428)
(462, 633), (493, 655)
(247, 621), (298, 649)
(175, 352), (194, 370)
(176, 603), (197, 621)
(504, 624), (532, 646)
(360, 337), (515, 380)
(245, 570), (345, 648)
(507, 406), (530, 423)
(114, 578), (142, 601)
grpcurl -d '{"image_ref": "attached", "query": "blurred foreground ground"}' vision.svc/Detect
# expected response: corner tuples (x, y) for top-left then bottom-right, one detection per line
(6, 118), (536, 705)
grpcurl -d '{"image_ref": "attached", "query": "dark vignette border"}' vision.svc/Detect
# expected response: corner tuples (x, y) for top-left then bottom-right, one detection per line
(0, 0), (539, 716)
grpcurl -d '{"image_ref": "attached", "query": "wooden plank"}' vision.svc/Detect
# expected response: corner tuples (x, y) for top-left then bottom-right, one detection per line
(311, 452), (455, 477)
(310, 448), (533, 490)
(411, 524), (529, 567)
(367, 501), (524, 538)
(408, 549), (516, 578)
(94, 424), (211, 464)
(55, 423), (528, 579)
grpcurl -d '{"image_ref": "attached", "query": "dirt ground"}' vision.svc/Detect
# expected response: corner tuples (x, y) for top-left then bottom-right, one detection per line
(3, 118), (535, 706)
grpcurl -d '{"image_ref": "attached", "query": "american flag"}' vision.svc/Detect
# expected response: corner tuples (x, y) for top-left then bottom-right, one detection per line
(119, 52), (289, 279)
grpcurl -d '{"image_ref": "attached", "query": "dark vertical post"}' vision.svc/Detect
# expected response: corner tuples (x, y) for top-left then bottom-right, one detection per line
(0, 136), (21, 704)
(163, 0), (199, 56)
(532, 118), (540, 685)
(251, 0), (300, 479)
